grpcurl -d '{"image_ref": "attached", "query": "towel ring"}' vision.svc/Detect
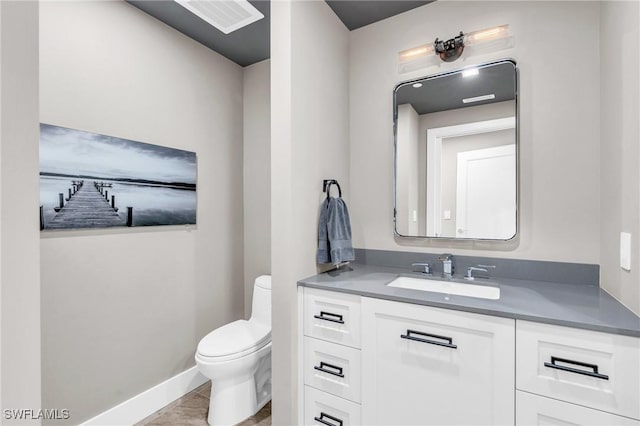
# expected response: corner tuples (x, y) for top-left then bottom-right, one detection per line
(323, 179), (342, 199)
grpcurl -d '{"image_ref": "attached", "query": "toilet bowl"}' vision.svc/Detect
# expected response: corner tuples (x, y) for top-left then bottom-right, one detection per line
(195, 275), (271, 426)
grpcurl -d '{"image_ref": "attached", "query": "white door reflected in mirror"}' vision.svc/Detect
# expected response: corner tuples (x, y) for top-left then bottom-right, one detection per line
(425, 117), (516, 239)
(456, 144), (516, 239)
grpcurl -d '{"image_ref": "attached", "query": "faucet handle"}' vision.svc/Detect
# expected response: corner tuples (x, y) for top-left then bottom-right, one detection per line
(464, 264), (495, 280)
(411, 262), (431, 274)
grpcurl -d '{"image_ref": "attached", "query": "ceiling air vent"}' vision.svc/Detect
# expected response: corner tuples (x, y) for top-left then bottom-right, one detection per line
(174, 0), (264, 34)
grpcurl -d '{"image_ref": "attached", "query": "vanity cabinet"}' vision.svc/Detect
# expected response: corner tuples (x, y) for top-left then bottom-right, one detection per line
(299, 286), (640, 426)
(361, 297), (515, 426)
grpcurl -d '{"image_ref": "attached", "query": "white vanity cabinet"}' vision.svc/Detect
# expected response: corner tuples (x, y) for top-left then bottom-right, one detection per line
(299, 286), (640, 426)
(360, 297), (515, 426)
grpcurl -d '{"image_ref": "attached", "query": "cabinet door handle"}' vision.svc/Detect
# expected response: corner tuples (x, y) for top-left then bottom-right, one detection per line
(400, 329), (457, 349)
(543, 356), (609, 380)
(314, 311), (344, 324)
(314, 412), (343, 426)
(313, 361), (344, 378)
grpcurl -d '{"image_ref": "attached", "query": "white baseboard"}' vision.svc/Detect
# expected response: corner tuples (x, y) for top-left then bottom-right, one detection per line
(79, 366), (208, 426)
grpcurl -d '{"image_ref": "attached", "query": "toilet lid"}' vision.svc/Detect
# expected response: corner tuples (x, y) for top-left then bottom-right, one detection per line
(197, 320), (271, 358)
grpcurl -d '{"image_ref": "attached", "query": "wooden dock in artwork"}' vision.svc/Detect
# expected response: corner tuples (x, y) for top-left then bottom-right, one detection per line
(45, 181), (129, 229)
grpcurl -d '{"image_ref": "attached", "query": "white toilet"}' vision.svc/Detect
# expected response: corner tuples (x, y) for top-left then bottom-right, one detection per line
(195, 275), (272, 426)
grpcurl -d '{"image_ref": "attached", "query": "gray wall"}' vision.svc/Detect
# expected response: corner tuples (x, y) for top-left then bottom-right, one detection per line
(39, 2), (245, 423)
(0, 2), (41, 423)
(600, 1), (640, 315)
(350, 1), (601, 260)
(271, 1), (350, 423)
(350, 0), (640, 314)
(243, 59), (271, 318)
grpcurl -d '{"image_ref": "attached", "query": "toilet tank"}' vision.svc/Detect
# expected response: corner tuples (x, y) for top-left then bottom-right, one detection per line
(250, 275), (271, 326)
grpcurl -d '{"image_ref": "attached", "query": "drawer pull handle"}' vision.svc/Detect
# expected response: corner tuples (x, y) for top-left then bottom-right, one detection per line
(314, 412), (343, 426)
(544, 356), (609, 380)
(314, 311), (344, 324)
(400, 329), (457, 349)
(314, 361), (344, 378)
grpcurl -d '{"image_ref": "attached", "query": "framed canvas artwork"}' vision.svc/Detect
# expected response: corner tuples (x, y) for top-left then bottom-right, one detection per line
(39, 123), (197, 230)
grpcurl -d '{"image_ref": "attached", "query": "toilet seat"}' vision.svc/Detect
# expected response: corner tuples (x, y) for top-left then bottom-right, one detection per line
(197, 319), (270, 361)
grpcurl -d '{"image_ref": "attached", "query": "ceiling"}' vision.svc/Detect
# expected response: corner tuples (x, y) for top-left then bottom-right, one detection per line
(127, 0), (433, 67)
(128, 0), (271, 67)
(325, 1), (433, 31)
(395, 62), (516, 115)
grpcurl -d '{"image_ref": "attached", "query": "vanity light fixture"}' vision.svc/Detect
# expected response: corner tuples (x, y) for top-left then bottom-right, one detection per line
(466, 25), (510, 44)
(462, 94), (496, 104)
(174, 0), (264, 34)
(399, 44), (435, 62)
(398, 24), (513, 73)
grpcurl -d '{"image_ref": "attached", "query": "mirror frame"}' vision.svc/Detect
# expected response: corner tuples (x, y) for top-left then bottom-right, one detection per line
(393, 59), (519, 241)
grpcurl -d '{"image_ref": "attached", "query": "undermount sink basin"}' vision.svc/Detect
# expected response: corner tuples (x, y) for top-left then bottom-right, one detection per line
(387, 276), (500, 300)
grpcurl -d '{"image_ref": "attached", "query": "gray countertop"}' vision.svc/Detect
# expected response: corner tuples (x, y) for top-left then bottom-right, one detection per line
(298, 263), (640, 337)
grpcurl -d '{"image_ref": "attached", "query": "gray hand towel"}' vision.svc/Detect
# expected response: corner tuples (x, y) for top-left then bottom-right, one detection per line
(317, 197), (355, 265)
(328, 198), (355, 265)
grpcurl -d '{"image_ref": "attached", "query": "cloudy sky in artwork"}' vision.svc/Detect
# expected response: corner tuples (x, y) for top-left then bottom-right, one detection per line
(39, 124), (197, 184)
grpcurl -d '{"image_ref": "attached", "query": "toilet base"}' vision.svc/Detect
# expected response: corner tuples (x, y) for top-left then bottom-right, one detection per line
(208, 375), (259, 426)
(196, 338), (272, 425)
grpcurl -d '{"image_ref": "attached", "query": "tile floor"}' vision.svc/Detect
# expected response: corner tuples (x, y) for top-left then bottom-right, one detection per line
(136, 381), (271, 426)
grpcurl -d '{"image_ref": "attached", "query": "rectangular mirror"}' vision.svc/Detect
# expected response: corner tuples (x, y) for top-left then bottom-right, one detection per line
(394, 60), (518, 240)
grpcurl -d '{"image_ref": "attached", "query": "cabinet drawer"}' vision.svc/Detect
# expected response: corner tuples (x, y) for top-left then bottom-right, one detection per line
(304, 336), (361, 403)
(304, 386), (361, 426)
(304, 288), (361, 348)
(516, 320), (640, 420)
(516, 390), (639, 426)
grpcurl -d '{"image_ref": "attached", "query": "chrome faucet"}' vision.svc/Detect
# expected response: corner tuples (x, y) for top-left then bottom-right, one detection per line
(438, 254), (454, 279)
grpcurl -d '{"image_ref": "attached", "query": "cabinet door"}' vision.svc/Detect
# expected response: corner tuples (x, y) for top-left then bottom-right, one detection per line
(516, 390), (639, 426)
(361, 297), (515, 426)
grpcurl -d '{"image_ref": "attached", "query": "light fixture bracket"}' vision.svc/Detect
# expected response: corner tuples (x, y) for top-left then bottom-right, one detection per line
(434, 31), (465, 62)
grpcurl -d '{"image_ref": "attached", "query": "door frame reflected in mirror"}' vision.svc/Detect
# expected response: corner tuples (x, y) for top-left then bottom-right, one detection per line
(427, 117), (516, 237)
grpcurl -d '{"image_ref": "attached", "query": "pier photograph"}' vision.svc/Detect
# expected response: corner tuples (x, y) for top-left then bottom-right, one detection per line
(39, 123), (197, 230)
